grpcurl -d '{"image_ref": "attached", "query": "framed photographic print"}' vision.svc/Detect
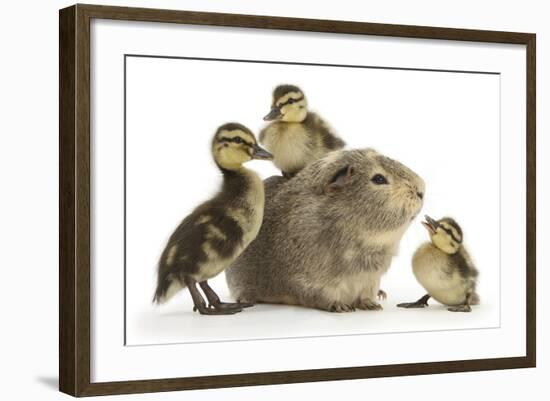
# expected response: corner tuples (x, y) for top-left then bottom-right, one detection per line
(59, 3), (536, 397)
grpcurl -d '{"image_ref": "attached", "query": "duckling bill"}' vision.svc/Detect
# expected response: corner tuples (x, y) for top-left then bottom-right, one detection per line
(397, 215), (480, 312)
(260, 84), (345, 177)
(153, 123), (273, 315)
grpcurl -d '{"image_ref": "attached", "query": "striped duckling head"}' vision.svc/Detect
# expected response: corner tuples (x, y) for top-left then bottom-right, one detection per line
(422, 215), (463, 254)
(212, 123), (273, 171)
(263, 84), (308, 123)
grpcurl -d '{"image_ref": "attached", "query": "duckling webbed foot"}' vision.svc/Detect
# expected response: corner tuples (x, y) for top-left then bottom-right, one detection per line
(185, 277), (242, 315)
(199, 281), (253, 311)
(397, 294), (431, 309)
(193, 304), (242, 315)
(448, 293), (474, 312)
(448, 304), (472, 313)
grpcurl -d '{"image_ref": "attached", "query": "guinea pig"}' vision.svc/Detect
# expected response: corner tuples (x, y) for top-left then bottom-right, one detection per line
(225, 148), (425, 312)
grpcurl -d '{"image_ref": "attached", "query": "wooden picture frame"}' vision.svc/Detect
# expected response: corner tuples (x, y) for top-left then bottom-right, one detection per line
(59, 3), (536, 397)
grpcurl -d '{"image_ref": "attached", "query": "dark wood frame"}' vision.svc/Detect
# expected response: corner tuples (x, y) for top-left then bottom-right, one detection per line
(59, 3), (536, 397)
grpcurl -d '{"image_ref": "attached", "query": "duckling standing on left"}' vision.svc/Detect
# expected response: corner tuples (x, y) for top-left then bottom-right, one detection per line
(397, 215), (480, 312)
(260, 84), (346, 177)
(152, 123), (273, 315)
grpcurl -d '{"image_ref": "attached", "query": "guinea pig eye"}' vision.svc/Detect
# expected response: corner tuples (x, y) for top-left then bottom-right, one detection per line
(371, 174), (388, 185)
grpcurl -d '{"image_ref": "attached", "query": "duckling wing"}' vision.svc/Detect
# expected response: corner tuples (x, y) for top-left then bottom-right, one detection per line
(450, 248), (479, 280)
(159, 204), (252, 290)
(158, 209), (209, 275)
(305, 112), (346, 151)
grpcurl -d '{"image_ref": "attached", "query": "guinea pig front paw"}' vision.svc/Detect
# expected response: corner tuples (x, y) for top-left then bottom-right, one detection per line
(328, 302), (356, 313)
(355, 299), (383, 311)
(377, 289), (387, 300)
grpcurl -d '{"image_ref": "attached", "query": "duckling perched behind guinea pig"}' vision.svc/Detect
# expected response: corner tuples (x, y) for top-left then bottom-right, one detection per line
(226, 149), (425, 312)
(260, 84), (346, 177)
(152, 123), (273, 315)
(397, 215), (479, 312)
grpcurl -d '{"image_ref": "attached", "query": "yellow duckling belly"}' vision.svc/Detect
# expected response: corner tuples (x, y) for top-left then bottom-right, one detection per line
(263, 124), (313, 173)
(412, 244), (467, 306)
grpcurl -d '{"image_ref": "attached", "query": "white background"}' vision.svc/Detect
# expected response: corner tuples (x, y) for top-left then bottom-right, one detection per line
(0, 1), (547, 400)
(93, 18), (527, 382)
(92, 17), (525, 383)
(125, 56), (501, 346)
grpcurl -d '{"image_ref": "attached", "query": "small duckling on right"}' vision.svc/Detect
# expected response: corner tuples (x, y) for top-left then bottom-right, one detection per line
(397, 215), (479, 312)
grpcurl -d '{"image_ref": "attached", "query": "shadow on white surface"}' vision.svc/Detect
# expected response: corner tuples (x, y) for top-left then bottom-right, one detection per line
(127, 274), (497, 346)
(35, 376), (58, 391)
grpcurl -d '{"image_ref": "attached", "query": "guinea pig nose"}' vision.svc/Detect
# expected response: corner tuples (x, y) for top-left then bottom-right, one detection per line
(417, 191), (424, 200)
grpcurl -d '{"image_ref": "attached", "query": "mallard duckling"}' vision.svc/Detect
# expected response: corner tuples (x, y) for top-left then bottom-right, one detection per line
(397, 215), (479, 312)
(152, 123), (273, 315)
(260, 84), (345, 177)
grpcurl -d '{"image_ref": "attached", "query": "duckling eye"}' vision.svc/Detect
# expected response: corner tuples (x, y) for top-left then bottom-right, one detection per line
(371, 174), (388, 185)
(233, 137), (243, 144)
(287, 98), (295, 104)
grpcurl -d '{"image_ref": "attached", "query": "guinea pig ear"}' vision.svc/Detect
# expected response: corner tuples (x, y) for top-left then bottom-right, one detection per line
(324, 165), (354, 193)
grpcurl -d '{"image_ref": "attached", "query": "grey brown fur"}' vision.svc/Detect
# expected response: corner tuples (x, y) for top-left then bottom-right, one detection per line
(226, 149), (425, 312)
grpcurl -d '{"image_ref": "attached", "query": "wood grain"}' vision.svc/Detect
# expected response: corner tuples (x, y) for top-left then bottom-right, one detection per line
(59, 5), (76, 396)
